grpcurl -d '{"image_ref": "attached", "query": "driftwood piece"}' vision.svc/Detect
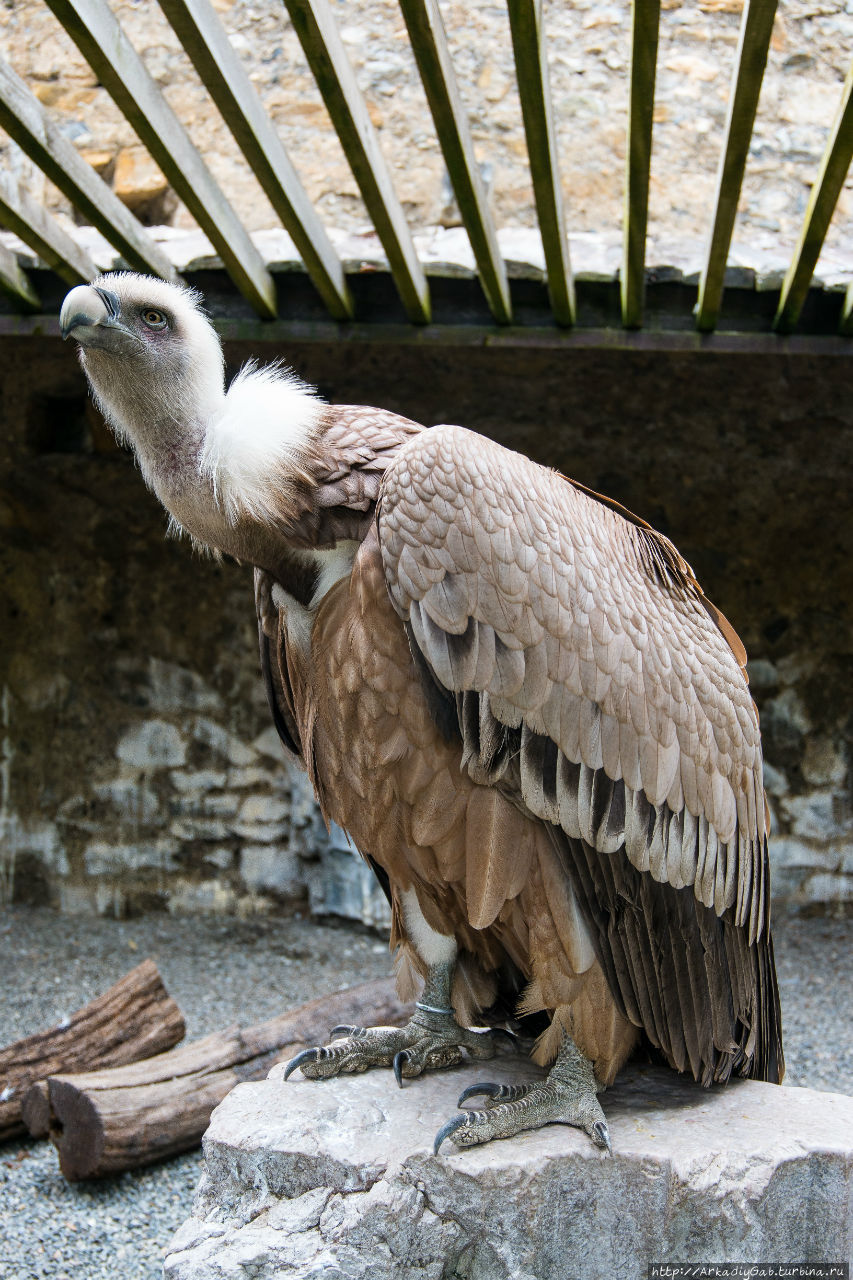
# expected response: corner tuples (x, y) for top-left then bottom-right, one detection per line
(0, 958), (185, 1142)
(28, 976), (410, 1180)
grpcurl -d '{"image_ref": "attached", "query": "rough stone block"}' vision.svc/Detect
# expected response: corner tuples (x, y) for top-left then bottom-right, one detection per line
(170, 818), (232, 843)
(237, 795), (289, 825)
(0, 815), (67, 875)
(230, 821), (289, 844)
(169, 794), (235, 819)
(225, 766), (280, 790)
(169, 770), (228, 795)
(781, 791), (846, 842)
(251, 726), (288, 762)
(83, 837), (179, 875)
(113, 146), (170, 209)
(116, 719), (187, 768)
(166, 878), (238, 915)
(768, 864), (813, 901)
(92, 777), (160, 822)
(199, 793), (242, 818)
(239, 845), (301, 896)
(191, 718), (257, 767)
(202, 847), (235, 871)
(770, 836), (842, 871)
(146, 658), (224, 714)
(304, 845), (392, 930)
(164, 1059), (853, 1280)
(802, 736), (848, 787)
(803, 872), (853, 903)
(762, 688), (811, 742)
(57, 882), (104, 915)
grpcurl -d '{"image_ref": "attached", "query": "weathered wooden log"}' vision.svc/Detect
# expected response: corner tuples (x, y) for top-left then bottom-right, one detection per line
(28, 976), (410, 1180)
(0, 958), (185, 1141)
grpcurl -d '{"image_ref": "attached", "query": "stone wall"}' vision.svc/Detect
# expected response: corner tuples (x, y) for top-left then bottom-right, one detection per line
(1, 327), (852, 919)
(0, 334), (394, 925)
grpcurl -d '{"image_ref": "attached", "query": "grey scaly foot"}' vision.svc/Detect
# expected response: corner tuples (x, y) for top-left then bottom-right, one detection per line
(433, 1032), (611, 1155)
(284, 1006), (503, 1084)
(283, 960), (513, 1086)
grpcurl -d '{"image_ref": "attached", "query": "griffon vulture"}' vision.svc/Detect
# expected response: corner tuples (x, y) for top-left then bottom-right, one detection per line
(61, 273), (783, 1156)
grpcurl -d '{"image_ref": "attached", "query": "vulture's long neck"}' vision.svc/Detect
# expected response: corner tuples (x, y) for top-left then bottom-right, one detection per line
(81, 336), (223, 483)
(85, 350), (327, 578)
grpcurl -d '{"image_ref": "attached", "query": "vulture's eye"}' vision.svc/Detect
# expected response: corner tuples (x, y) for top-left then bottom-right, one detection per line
(141, 308), (169, 330)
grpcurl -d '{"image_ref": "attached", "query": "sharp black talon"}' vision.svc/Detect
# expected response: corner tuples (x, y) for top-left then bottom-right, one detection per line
(393, 1049), (409, 1088)
(329, 1024), (357, 1040)
(433, 1112), (471, 1155)
(592, 1120), (612, 1156)
(457, 1082), (501, 1107)
(283, 1047), (319, 1080)
(492, 1028), (519, 1050)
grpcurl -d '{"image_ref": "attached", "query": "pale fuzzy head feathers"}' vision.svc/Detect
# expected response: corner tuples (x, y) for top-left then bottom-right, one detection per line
(62, 272), (326, 551)
(200, 360), (324, 527)
(75, 273), (226, 462)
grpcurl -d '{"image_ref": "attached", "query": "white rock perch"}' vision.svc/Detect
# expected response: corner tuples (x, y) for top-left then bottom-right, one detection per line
(164, 1059), (853, 1279)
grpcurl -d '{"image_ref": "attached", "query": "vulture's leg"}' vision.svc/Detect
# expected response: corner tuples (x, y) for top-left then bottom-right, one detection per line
(283, 890), (506, 1085)
(433, 1030), (611, 1156)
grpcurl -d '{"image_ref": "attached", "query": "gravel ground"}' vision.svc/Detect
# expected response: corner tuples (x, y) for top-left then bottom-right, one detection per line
(0, 907), (394, 1280)
(0, 905), (850, 1279)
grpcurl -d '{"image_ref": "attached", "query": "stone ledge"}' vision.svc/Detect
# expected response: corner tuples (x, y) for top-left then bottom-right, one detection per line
(164, 1058), (853, 1280)
(4, 224), (853, 291)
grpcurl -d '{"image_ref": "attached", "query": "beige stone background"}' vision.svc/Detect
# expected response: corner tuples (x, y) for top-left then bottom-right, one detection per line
(2, 0), (853, 276)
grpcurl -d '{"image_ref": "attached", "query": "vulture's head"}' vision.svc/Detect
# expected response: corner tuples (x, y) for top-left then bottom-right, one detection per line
(60, 272), (225, 449)
(60, 273), (324, 565)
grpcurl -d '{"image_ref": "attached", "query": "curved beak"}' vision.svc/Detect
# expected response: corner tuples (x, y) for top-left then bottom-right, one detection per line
(60, 284), (137, 352)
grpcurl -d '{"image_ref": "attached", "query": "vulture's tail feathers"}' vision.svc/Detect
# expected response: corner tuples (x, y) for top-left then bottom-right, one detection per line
(549, 827), (784, 1087)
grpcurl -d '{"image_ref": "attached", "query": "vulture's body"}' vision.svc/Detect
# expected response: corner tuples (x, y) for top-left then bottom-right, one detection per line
(61, 274), (783, 1154)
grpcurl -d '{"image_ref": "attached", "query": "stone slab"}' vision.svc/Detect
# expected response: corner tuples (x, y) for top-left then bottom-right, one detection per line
(163, 1057), (853, 1280)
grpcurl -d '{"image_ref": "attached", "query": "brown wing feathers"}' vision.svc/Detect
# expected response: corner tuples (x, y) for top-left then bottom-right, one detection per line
(441, 679), (781, 1085)
(379, 424), (783, 1085)
(286, 407), (425, 548)
(260, 409), (783, 1086)
(258, 404), (426, 755)
(255, 569), (301, 758)
(561, 830), (782, 1084)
